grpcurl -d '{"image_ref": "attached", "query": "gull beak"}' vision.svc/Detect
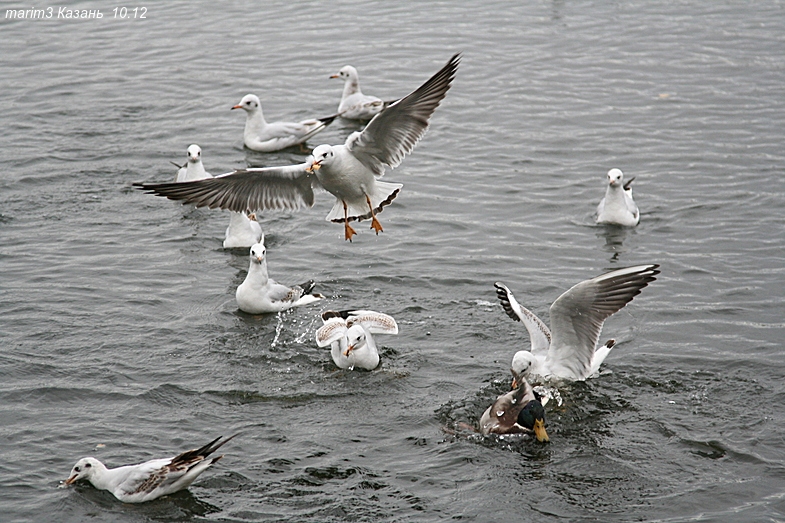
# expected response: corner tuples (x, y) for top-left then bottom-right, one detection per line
(64, 474), (78, 486)
(255, 255), (264, 263)
(342, 344), (355, 357)
(248, 213), (257, 221)
(533, 419), (549, 443)
(511, 377), (519, 389)
(305, 160), (321, 173)
(329, 74), (339, 79)
(231, 104), (242, 110)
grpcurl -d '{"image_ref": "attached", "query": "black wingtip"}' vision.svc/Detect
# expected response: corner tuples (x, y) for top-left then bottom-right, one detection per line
(494, 282), (521, 323)
(298, 279), (316, 295)
(320, 114), (339, 126)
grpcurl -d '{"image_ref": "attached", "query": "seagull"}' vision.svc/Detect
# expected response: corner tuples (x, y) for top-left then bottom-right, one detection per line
(315, 309), (398, 370)
(174, 144), (213, 182)
(596, 168), (640, 226)
(479, 372), (549, 441)
(171, 146), (262, 248)
(134, 54), (460, 241)
(495, 264), (660, 382)
(231, 94), (336, 153)
(63, 435), (236, 503)
(236, 242), (323, 314)
(330, 65), (391, 121)
(223, 211), (263, 249)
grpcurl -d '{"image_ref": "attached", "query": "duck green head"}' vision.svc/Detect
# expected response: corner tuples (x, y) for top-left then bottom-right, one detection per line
(517, 400), (549, 443)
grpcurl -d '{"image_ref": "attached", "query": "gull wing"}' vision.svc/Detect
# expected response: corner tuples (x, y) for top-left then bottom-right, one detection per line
(316, 316), (349, 347)
(345, 53), (460, 177)
(133, 163), (318, 213)
(345, 310), (398, 335)
(547, 264), (660, 379)
(122, 435), (236, 497)
(494, 282), (551, 356)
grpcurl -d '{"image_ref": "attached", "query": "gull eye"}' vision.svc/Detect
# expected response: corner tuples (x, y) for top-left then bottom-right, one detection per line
(74, 466), (80, 472)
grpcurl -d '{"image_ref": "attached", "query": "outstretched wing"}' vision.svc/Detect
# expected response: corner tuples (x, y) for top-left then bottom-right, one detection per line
(346, 310), (398, 335)
(133, 164), (318, 213)
(316, 316), (348, 347)
(494, 282), (551, 356)
(345, 53), (460, 177)
(548, 264), (660, 379)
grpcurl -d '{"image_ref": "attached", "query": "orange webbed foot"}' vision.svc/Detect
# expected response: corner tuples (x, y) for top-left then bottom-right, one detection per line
(370, 216), (383, 234)
(344, 221), (357, 242)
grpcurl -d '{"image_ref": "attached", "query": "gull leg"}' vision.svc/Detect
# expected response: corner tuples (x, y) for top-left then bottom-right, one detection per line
(365, 195), (383, 234)
(343, 201), (357, 242)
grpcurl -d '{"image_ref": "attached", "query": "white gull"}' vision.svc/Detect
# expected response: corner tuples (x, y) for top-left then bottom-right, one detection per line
(232, 94), (335, 152)
(63, 435), (236, 503)
(495, 264), (660, 382)
(596, 168), (640, 226)
(315, 310), (398, 370)
(235, 242), (323, 314)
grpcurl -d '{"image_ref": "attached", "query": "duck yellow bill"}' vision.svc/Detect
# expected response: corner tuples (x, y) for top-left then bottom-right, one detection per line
(64, 474), (78, 485)
(534, 419), (549, 443)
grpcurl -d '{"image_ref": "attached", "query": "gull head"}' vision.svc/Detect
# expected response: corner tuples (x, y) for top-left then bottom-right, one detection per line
(306, 144), (335, 173)
(232, 94), (261, 113)
(343, 324), (366, 356)
(607, 168), (624, 187)
(64, 457), (101, 485)
(186, 144), (202, 164)
(249, 242), (266, 265)
(511, 351), (535, 387)
(330, 65), (358, 81)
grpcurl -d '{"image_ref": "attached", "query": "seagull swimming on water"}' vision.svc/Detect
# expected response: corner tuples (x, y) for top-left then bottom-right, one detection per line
(63, 435), (236, 503)
(479, 372), (549, 441)
(315, 309), (399, 370)
(232, 93), (336, 152)
(235, 242), (323, 314)
(330, 65), (391, 121)
(174, 144), (213, 183)
(495, 264), (660, 382)
(223, 211), (263, 249)
(134, 54), (460, 241)
(596, 168), (640, 226)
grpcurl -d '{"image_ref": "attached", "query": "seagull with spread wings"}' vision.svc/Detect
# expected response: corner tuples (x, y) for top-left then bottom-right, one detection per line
(134, 54), (460, 241)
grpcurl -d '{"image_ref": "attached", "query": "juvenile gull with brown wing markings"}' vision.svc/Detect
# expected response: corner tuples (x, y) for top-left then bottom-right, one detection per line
(62, 435), (236, 503)
(316, 309), (398, 370)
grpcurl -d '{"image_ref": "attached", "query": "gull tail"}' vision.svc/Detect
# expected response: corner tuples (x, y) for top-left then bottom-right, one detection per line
(326, 181), (403, 223)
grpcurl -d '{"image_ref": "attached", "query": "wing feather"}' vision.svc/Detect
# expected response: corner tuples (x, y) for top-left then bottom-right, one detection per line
(346, 54), (460, 176)
(548, 264), (660, 379)
(133, 164), (317, 213)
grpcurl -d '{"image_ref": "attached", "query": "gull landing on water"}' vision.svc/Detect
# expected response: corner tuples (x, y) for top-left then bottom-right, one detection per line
(495, 264), (660, 382)
(235, 242), (323, 314)
(232, 93), (336, 152)
(62, 435), (236, 503)
(315, 310), (399, 370)
(330, 65), (394, 121)
(596, 168), (640, 226)
(133, 54), (460, 242)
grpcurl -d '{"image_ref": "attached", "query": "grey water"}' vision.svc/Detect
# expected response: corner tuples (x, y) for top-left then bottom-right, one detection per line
(1, 1), (784, 521)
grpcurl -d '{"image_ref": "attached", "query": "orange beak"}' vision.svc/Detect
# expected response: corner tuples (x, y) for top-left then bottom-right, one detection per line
(329, 74), (339, 79)
(533, 419), (549, 443)
(342, 344), (355, 357)
(305, 161), (321, 173)
(231, 104), (242, 110)
(64, 474), (78, 485)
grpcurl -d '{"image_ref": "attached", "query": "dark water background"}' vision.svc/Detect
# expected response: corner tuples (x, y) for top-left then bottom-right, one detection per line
(1, 1), (784, 521)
